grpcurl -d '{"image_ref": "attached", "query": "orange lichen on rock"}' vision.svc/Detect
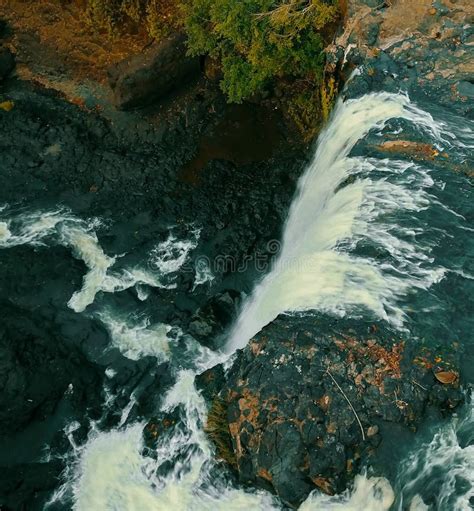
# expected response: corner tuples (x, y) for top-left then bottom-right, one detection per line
(228, 388), (261, 458)
(377, 140), (444, 160)
(413, 354), (434, 370)
(434, 371), (459, 385)
(250, 340), (264, 356)
(237, 389), (260, 426)
(367, 341), (404, 385)
(311, 476), (335, 495)
(257, 468), (273, 482)
(317, 394), (331, 412)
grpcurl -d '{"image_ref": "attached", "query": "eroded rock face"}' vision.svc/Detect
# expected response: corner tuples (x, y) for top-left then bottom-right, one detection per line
(108, 33), (200, 110)
(198, 314), (462, 508)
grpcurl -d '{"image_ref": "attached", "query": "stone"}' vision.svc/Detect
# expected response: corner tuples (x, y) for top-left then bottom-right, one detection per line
(0, 46), (15, 81)
(434, 370), (458, 384)
(457, 81), (474, 99)
(107, 33), (200, 110)
(188, 290), (241, 349)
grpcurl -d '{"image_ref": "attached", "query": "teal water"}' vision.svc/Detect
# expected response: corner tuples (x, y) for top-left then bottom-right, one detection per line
(0, 92), (473, 510)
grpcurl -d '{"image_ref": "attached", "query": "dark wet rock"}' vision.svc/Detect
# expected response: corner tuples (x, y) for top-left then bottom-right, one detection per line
(331, 0), (474, 117)
(0, 303), (103, 436)
(366, 22), (380, 46)
(0, 19), (7, 38)
(189, 290), (242, 349)
(457, 80), (474, 99)
(0, 46), (14, 80)
(0, 66), (305, 508)
(108, 33), (201, 110)
(196, 363), (226, 403)
(199, 314), (462, 508)
(0, 460), (63, 511)
(142, 408), (182, 456)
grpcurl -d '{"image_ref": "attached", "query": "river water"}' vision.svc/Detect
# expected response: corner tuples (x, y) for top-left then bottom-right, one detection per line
(1, 92), (473, 510)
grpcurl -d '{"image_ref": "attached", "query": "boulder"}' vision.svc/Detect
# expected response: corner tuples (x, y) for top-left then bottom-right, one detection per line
(107, 33), (200, 110)
(188, 290), (242, 349)
(199, 314), (462, 508)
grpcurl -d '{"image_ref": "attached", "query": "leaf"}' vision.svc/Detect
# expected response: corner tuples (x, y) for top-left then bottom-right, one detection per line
(434, 371), (458, 384)
(0, 100), (14, 112)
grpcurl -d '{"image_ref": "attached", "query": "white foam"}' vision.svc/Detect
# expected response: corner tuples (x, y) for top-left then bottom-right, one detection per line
(72, 424), (162, 511)
(193, 257), (215, 290)
(149, 229), (200, 276)
(0, 208), (198, 311)
(300, 475), (394, 511)
(97, 309), (171, 361)
(68, 372), (277, 511)
(59, 225), (116, 312)
(0, 221), (11, 242)
(0, 209), (71, 247)
(37, 94), (473, 510)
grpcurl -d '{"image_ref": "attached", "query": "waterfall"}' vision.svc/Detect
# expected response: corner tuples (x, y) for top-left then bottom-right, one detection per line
(226, 92), (449, 353)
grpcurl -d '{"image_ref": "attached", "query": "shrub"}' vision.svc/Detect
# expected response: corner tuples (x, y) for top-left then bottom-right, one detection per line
(286, 82), (322, 141)
(183, 0), (339, 103)
(183, 0), (340, 137)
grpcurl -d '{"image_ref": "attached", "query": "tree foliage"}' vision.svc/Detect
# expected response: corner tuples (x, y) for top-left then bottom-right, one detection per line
(183, 0), (339, 103)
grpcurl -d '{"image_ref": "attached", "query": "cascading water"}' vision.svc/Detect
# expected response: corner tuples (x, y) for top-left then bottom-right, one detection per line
(226, 92), (456, 353)
(2, 91), (472, 510)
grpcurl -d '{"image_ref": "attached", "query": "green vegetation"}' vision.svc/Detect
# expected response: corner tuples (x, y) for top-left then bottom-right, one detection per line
(183, 0), (340, 138)
(321, 75), (337, 121)
(84, 0), (340, 139)
(204, 397), (237, 468)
